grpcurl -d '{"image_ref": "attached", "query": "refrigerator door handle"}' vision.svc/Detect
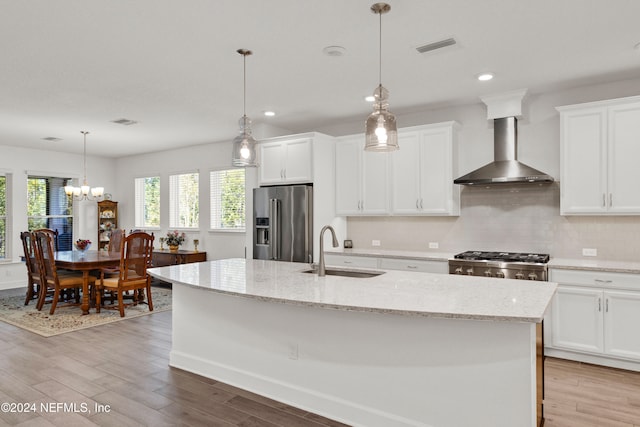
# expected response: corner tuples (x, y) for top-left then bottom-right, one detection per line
(269, 198), (280, 260)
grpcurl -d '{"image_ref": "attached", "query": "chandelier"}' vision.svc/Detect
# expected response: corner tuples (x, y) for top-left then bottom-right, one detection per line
(364, 3), (399, 151)
(64, 131), (105, 201)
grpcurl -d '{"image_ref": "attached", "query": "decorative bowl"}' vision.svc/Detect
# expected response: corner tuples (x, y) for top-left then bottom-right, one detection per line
(74, 241), (91, 253)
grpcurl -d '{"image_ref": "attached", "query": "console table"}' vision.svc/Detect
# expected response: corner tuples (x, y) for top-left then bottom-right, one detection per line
(152, 250), (207, 267)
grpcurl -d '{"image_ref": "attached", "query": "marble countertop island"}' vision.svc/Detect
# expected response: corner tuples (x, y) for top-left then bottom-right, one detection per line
(148, 258), (556, 323)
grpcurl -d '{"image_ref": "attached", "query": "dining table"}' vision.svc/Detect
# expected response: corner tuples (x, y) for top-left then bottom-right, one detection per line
(54, 250), (121, 315)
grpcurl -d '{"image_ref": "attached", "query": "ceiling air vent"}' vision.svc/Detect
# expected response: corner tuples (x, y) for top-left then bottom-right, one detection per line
(42, 137), (62, 142)
(416, 37), (457, 54)
(111, 118), (138, 126)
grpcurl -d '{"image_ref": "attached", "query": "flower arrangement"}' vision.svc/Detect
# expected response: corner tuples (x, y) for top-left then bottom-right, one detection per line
(165, 231), (186, 247)
(74, 239), (91, 251)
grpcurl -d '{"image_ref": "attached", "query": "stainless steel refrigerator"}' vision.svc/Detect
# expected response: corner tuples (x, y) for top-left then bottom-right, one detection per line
(253, 185), (313, 263)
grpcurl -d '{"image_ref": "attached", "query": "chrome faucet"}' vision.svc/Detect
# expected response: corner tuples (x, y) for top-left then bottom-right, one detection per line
(318, 225), (339, 277)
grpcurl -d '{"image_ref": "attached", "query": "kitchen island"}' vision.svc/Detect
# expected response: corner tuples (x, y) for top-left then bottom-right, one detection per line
(148, 258), (557, 427)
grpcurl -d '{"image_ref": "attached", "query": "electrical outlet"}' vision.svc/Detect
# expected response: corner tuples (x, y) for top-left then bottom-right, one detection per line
(582, 248), (598, 257)
(371, 240), (381, 247)
(428, 242), (439, 249)
(288, 343), (299, 360)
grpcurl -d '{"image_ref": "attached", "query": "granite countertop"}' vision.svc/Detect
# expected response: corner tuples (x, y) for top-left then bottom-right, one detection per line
(325, 248), (454, 261)
(549, 258), (640, 274)
(148, 258), (556, 323)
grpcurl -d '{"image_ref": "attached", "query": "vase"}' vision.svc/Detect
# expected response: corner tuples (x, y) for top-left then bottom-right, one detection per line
(169, 244), (179, 252)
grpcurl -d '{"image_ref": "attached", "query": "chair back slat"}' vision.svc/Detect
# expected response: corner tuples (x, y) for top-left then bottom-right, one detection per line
(108, 229), (125, 253)
(34, 230), (59, 284)
(118, 232), (154, 283)
(20, 232), (38, 276)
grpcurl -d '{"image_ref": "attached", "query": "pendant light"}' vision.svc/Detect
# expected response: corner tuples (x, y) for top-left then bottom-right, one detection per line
(64, 131), (105, 201)
(365, 3), (398, 151)
(231, 49), (258, 167)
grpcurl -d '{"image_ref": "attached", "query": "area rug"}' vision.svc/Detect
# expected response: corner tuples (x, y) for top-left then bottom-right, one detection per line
(0, 287), (172, 337)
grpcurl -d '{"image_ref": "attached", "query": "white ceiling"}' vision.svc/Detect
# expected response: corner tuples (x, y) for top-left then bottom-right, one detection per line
(2, 0), (640, 158)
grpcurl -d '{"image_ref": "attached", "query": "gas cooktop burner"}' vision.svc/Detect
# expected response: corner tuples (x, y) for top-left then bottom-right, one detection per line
(453, 251), (550, 264)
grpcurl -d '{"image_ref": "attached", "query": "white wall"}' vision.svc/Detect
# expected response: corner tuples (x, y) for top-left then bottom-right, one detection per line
(329, 76), (640, 262)
(0, 144), (116, 289)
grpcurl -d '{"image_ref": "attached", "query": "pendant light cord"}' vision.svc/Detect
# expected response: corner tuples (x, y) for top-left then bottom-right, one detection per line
(243, 53), (247, 117)
(378, 10), (382, 88)
(82, 131), (88, 185)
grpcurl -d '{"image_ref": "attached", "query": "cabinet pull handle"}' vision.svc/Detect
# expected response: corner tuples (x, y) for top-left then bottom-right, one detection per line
(407, 265), (417, 269)
(609, 193), (613, 207)
(420, 199), (423, 209)
(598, 297), (602, 312)
(594, 279), (613, 284)
(602, 194), (606, 207)
(416, 199), (419, 209)
(344, 260), (352, 264)
(606, 298), (609, 313)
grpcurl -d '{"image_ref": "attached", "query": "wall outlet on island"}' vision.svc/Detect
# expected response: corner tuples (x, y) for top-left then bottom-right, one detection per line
(371, 240), (381, 247)
(428, 242), (439, 249)
(582, 248), (598, 257)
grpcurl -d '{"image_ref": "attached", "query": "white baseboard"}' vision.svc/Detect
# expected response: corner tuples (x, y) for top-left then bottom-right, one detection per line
(546, 347), (640, 372)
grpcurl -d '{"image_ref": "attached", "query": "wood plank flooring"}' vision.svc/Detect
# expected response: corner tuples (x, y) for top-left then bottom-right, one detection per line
(1, 286), (640, 426)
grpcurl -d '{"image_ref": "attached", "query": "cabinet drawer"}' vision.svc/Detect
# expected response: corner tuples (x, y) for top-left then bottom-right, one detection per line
(550, 268), (640, 291)
(323, 254), (379, 269)
(379, 258), (448, 274)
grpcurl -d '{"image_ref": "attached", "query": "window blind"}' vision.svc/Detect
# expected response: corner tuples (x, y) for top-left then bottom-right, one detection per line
(134, 176), (160, 227)
(210, 169), (245, 230)
(0, 174), (7, 259)
(27, 176), (73, 250)
(169, 172), (199, 228)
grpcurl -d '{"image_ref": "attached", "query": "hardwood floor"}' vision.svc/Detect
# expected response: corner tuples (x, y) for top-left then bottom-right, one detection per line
(1, 286), (640, 426)
(545, 356), (640, 427)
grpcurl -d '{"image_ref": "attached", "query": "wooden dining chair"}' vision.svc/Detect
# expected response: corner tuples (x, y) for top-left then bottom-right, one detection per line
(96, 231), (155, 317)
(33, 228), (59, 251)
(20, 231), (44, 305)
(34, 229), (96, 314)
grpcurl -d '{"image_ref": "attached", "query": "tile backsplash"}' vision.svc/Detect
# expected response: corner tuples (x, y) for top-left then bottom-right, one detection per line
(346, 183), (640, 261)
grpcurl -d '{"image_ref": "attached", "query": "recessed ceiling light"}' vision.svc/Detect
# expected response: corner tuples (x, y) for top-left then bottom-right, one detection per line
(264, 111), (276, 117)
(322, 45), (346, 57)
(111, 118), (138, 126)
(364, 95), (375, 102)
(477, 73), (494, 81)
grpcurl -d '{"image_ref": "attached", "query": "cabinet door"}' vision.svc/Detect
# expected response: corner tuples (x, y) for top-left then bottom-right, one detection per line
(379, 258), (448, 274)
(551, 286), (604, 354)
(282, 138), (312, 183)
(361, 150), (389, 214)
(607, 102), (640, 213)
(259, 142), (284, 185)
(560, 108), (607, 214)
(323, 254), (379, 269)
(335, 138), (362, 215)
(391, 131), (421, 214)
(420, 127), (455, 214)
(604, 290), (640, 360)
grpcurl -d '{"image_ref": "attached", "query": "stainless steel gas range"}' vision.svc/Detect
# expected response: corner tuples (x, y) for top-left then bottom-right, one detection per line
(448, 251), (550, 281)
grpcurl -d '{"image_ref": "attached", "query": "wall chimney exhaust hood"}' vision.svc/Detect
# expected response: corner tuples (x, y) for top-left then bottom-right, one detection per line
(454, 89), (554, 186)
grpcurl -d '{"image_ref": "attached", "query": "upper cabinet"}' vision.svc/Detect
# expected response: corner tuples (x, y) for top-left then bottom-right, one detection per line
(391, 122), (460, 216)
(335, 135), (390, 215)
(335, 122), (459, 217)
(558, 95), (640, 215)
(258, 137), (313, 185)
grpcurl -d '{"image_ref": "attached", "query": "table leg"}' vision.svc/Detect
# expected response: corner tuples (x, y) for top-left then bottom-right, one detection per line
(81, 270), (90, 315)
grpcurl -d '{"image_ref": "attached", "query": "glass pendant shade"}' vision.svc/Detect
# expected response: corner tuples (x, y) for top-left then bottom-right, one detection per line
(231, 115), (257, 167)
(365, 84), (398, 151)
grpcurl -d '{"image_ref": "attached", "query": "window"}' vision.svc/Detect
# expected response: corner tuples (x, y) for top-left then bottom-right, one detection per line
(27, 176), (73, 250)
(169, 172), (199, 228)
(134, 176), (160, 228)
(210, 169), (246, 231)
(0, 174), (7, 259)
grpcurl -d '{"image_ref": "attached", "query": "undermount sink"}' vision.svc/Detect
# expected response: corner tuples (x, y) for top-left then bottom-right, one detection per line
(303, 267), (385, 278)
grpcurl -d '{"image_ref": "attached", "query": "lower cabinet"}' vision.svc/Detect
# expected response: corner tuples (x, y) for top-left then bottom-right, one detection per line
(323, 253), (448, 274)
(548, 269), (640, 363)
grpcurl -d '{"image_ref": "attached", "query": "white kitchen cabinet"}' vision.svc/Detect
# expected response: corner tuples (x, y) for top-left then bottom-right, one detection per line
(259, 137), (312, 185)
(323, 253), (379, 269)
(547, 268), (640, 363)
(551, 286), (604, 354)
(391, 122), (460, 216)
(335, 135), (389, 215)
(557, 95), (640, 215)
(379, 258), (448, 274)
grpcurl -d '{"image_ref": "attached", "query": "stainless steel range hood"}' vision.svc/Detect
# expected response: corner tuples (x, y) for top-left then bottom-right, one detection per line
(454, 116), (554, 185)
